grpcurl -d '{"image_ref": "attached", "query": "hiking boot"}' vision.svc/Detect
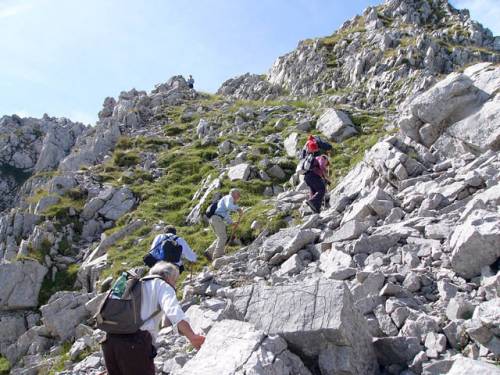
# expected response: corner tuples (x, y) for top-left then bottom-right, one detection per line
(305, 200), (320, 214)
(203, 250), (212, 261)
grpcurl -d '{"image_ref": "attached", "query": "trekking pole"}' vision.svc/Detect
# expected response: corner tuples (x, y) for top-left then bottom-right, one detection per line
(224, 214), (242, 252)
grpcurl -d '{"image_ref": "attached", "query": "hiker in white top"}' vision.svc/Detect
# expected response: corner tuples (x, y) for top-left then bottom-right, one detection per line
(150, 225), (197, 272)
(142, 262), (203, 344)
(102, 262), (204, 375)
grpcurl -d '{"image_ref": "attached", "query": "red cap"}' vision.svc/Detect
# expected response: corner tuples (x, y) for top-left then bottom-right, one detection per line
(306, 135), (319, 153)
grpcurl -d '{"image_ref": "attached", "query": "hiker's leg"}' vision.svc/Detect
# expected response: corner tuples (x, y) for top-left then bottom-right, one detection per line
(304, 173), (320, 210)
(310, 175), (326, 212)
(109, 331), (155, 375)
(304, 172), (318, 197)
(102, 336), (120, 375)
(211, 216), (227, 259)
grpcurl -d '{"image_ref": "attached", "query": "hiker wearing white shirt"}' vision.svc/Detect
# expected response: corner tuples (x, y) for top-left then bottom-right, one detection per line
(102, 262), (205, 375)
(149, 225), (197, 273)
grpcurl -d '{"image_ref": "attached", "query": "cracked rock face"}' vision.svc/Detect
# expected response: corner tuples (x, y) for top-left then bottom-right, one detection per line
(175, 320), (312, 375)
(228, 279), (378, 375)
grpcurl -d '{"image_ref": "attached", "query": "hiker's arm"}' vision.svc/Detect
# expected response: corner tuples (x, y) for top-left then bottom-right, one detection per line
(178, 320), (205, 350)
(178, 237), (197, 262)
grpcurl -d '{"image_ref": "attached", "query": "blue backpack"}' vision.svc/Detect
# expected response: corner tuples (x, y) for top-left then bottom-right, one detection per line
(143, 234), (182, 267)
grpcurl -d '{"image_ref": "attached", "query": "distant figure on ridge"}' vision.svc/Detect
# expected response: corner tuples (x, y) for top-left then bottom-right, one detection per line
(187, 75), (195, 89)
(204, 189), (243, 261)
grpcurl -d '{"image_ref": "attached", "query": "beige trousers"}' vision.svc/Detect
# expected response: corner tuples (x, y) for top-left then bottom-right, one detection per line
(209, 215), (227, 259)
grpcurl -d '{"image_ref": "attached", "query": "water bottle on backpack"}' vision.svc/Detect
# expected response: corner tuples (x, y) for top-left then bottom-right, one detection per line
(111, 272), (128, 298)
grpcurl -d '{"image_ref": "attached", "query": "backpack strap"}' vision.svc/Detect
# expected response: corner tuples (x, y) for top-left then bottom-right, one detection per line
(139, 275), (169, 325)
(165, 233), (178, 242)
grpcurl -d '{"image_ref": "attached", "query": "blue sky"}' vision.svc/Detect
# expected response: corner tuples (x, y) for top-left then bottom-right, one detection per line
(0, 0), (498, 125)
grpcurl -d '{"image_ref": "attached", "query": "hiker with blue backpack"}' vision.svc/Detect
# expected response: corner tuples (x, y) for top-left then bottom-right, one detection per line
(204, 188), (243, 262)
(297, 135), (332, 214)
(143, 225), (197, 273)
(96, 262), (205, 375)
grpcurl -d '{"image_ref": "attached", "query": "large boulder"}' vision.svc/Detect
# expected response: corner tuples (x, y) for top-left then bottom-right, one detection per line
(466, 298), (500, 355)
(447, 356), (500, 375)
(399, 67), (492, 145)
(341, 186), (394, 224)
(284, 132), (299, 157)
(0, 261), (48, 310)
(450, 210), (500, 279)
(228, 163), (251, 181)
(259, 228), (318, 265)
(0, 313), (27, 355)
(319, 249), (356, 280)
(175, 320), (311, 375)
(40, 291), (94, 341)
(98, 186), (136, 221)
(317, 109), (358, 142)
(228, 279), (378, 374)
(445, 95), (500, 154)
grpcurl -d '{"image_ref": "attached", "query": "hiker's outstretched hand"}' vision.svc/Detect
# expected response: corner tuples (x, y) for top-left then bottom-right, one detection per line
(189, 334), (205, 350)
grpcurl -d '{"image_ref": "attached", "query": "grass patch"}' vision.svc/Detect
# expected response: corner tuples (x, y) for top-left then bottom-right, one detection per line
(38, 264), (79, 306)
(113, 150), (141, 167)
(47, 341), (72, 375)
(0, 355), (10, 375)
(329, 112), (388, 186)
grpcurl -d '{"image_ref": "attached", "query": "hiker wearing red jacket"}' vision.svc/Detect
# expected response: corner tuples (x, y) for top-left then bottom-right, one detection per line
(304, 154), (330, 214)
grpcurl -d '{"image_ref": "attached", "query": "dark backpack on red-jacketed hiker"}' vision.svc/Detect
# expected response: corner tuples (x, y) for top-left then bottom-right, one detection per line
(143, 234), (182, 268)
(94, 271), (163, 334)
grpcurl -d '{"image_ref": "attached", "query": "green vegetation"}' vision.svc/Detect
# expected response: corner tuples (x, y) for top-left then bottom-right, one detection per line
(329, 112), (388, 186)
(16, 238), (51, 263)
(91, 94), (388, 296)
(38, 264), (79, 306)
(47, 342), (72, 375)
(113, 150), (141, 167)
(0, 355), (10, 375)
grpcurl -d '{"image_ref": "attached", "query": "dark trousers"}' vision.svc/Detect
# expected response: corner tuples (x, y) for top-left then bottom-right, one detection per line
(304, 172), (326, 212)
(102, 330), (156, 375)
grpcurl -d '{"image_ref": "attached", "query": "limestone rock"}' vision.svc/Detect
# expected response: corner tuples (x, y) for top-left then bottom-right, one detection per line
(176, 320), (311, 375)
(373, 336), (422, 367)
(447, 356), (500, 375)
(284, 132), (298, 157)
(450, 209), (500, 279)
(228, 279), (378, 374)
(0, 261), (48, 310)
(466, 298), (500, 355)
(98, 186), (136, 221)
(40, 291), (93, 341)
(317, 109), (358, 142)
(319, 249), (356, 280)
(228, 163), (251, 181)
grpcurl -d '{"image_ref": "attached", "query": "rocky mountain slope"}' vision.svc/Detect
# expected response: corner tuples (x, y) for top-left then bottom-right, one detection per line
(220, 0), (499, 109)
(0, 0), (499, 374)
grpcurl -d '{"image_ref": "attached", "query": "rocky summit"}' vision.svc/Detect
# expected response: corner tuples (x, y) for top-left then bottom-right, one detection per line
(0, 0), (499, 374)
